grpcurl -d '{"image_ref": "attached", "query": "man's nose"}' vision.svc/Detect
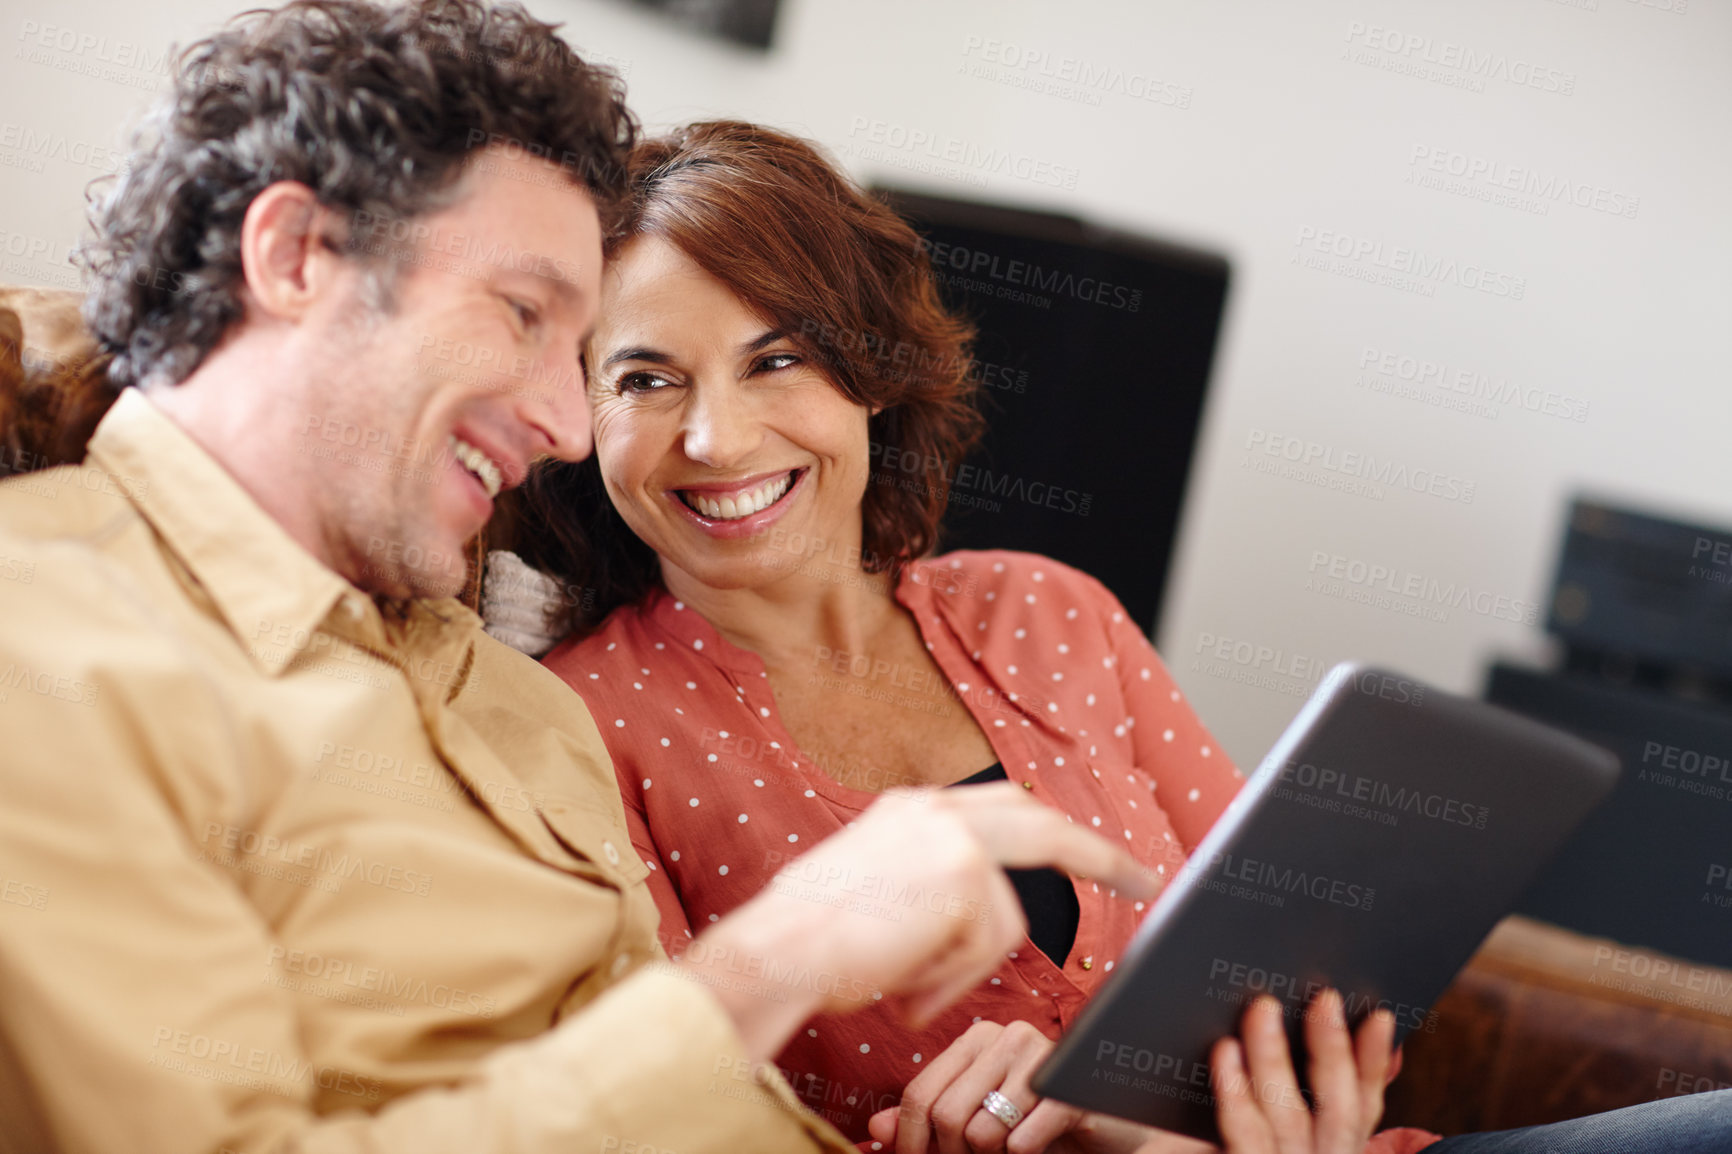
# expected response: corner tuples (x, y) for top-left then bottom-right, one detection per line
(518, 350), (592, 462)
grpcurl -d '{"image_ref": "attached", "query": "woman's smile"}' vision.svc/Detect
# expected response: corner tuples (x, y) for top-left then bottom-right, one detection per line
(668, 466), (809, 537)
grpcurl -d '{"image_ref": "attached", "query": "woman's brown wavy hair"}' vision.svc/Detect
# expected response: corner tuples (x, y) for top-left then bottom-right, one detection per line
(506, 120), (984, 638)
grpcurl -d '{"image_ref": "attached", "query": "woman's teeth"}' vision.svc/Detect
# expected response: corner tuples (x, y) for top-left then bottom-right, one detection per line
(683, 472), (793, 520)
(448, 435), (503, 499)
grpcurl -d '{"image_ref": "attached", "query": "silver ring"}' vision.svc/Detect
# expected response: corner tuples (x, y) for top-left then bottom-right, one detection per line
(981, 1089), (1024, 1129)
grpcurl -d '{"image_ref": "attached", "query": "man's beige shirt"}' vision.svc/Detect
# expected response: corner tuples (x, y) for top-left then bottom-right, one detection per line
(0, 390), (851, 1154)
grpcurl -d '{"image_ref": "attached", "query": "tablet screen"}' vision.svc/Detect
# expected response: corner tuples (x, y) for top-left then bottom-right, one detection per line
(1032, 662), (1620, 1141)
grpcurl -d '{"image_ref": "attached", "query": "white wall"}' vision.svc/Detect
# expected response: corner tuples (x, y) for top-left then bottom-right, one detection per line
(3, 0), (1728, 765)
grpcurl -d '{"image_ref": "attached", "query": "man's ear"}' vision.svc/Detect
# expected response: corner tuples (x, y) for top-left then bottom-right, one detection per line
(238, 181), (346, 322)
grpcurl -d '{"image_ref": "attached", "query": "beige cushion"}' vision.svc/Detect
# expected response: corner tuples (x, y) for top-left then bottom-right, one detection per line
(0, 287), (99, 370)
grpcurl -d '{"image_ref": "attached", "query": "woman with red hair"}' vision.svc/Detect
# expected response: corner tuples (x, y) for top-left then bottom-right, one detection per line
(510, 120), (1421, 1154)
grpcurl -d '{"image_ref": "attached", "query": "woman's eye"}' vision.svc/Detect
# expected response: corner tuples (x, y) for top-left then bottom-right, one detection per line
(618, 371), (676, 394)
(506, 297), (540, 330)
(755, 352), (800, 373)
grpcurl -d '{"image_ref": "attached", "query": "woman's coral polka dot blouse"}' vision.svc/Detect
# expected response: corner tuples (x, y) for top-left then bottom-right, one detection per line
(543, 550), (1242, 1145)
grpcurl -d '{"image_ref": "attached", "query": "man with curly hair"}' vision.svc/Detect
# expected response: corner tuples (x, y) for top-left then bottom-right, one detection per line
(0, 3), (1157, 1151)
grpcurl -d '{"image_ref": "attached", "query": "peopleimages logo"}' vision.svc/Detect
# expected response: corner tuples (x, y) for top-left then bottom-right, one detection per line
(1658, 1068), (1731, 1099)
(0, 120), (130, 174)
(957, 36), (1194, 110)
(1206, 958), (1439, 1033)
(1192, 633), (1330, 683)
(1294, 226), (1526, 300)
(1589, 945), (1732, 1007)
(1306, 551), (1540, 626)
(917, 237), (1142, 312)
(1270, 757), (1491, 831)
(1407, 145), (1640, 220)
(15, 20), (172, 70)
(1636, 740), (1732, 802)
(1342, 22), (1577, 95)
(1185, 851), (1375, 912)
(1244, 428), (1476, 504)
(1689, 537), (1732, 589)
(870, 443), (1092, 517)
(0, 228), (76, 267)
(793, 318), (1029, 393)
(846, 117), (1081, 190)
(1357, 346), (1589, 424)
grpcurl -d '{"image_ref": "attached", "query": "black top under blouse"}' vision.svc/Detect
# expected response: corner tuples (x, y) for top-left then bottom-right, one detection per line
(950, 763), (1081, 966)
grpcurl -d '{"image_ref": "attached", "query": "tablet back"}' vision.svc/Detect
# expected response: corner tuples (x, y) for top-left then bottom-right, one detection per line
(1031, 662), (1621, 1141)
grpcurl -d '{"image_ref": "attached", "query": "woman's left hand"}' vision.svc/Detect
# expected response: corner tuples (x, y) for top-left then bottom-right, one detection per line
(867, 1019), (1218, 1154)
(1210, 992), (1397, 1154)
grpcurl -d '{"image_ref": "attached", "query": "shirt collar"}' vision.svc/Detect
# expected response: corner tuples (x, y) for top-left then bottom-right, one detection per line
(641, 557), (979, 675)
(86, 388), (361, 674)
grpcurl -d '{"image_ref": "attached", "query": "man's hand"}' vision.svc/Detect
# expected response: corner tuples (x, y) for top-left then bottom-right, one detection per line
(682, 784), (1160, 1059)
(1211, 993), (1396, 1154)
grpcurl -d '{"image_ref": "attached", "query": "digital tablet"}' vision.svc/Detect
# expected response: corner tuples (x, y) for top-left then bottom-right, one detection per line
(1031, 662), (1620, 1142)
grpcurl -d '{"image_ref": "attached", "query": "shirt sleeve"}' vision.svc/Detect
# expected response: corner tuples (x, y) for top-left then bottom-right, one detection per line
(0, 554), (845, 1154)
(1094, 575), (1243, 854)
(615, 760), (697, 959)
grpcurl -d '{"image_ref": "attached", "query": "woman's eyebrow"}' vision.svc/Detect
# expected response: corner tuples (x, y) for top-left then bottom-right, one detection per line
(600, 346), (672, 370)
(738, 328), (787, 355)
(600, 330), (784, 371)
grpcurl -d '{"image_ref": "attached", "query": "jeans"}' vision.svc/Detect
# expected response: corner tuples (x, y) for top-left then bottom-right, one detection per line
(1426, 1090), (1732, 1153)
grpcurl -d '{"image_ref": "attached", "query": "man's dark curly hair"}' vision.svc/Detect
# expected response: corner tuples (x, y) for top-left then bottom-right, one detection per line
(78, 0), (637, 388)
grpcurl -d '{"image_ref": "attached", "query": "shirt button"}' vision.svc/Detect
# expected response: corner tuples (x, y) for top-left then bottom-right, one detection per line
(610, 953), (632, 978)
(602, 840), (620, 865)
(1080, 959), (1093, 971)
(1021, 781), (1035, 790)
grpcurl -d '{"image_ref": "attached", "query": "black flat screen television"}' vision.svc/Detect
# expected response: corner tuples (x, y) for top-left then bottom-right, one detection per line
(615, 0), (781, 49)
(876, 188), (1230, 635)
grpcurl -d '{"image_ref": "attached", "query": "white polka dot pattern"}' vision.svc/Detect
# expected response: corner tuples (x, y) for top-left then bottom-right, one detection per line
(540, 549), (1243, 1146)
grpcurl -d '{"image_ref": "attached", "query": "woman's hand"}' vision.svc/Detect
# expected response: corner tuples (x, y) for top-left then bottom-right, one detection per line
(865, 1019), (1077, 1154)
(867, 1020), (1217, 1154)
(863, 989), (1397, 1154)
(1211, 992), (1396, 1154)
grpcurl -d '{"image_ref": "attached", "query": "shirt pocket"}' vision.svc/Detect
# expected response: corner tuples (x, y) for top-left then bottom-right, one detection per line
(538, 800), (651, 888)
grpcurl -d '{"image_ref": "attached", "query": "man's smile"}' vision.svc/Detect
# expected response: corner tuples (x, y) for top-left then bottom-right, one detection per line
(449, 434), (505, 499)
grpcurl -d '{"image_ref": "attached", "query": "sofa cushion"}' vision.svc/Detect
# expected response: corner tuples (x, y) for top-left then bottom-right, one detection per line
(1386, 915), (1732, 1132)
(0, 286), (116, 474)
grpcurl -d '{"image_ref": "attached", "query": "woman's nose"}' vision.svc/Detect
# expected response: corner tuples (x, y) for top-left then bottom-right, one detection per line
(679, 383), (759, 467)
